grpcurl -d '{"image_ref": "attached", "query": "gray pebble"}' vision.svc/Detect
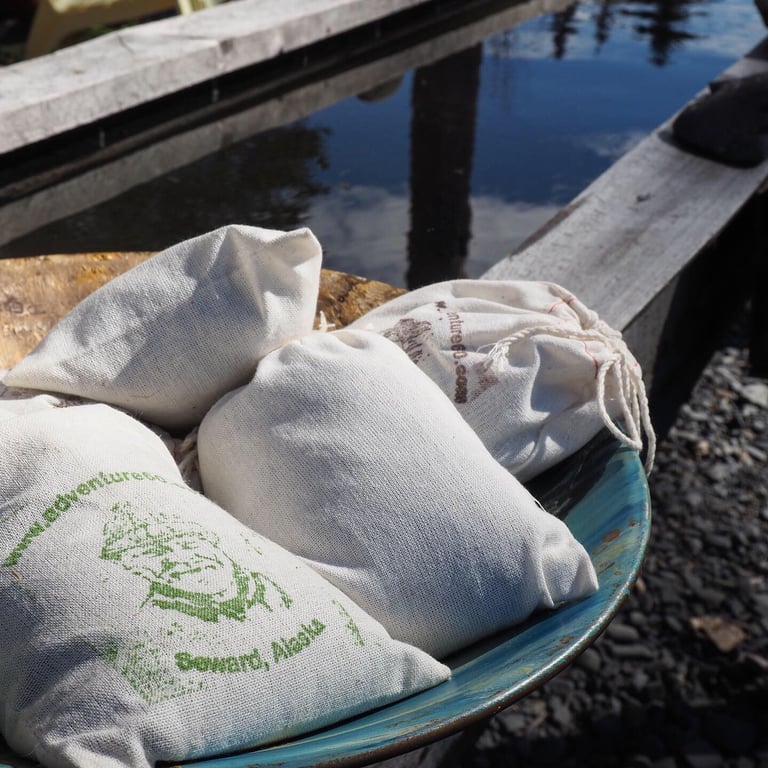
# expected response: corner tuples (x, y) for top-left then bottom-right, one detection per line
(741, 382), (768, 408)
(575, 647), (601, 673)
(608, 643), (655, 661)
(680, 737), (724, 768)
(606, 622), (641, 643)
(706, 463), (732, 483)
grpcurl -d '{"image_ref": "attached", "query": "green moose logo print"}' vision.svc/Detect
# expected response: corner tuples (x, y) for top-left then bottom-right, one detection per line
(100, 502), (292, 623)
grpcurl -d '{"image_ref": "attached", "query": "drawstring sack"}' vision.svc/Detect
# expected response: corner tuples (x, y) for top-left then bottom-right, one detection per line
(1, 380), (61, 422)
(0, 404), (449, 768)
(349, 280), (655, 482)
(198, 329), (598, 659)
(2, 370), (203, 490)
(4, 225), (322, 430)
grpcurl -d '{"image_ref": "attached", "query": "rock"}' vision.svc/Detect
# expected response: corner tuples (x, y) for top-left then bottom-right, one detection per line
(689, 615), (747, 653)
(704, 711), (757, 755)
(549, 697), (572, 730)
(664, 615), (684, 633)
(680, 737), (725, 768)
(629, 610), (648, 628)
(496, 711), (527, 734)
(704, 532), (732, 550)
(606, 622), (641, 643)
(625, 755), (653, 768)
(575, 647), (602, 673)
(741, 382), (768, 408)
(706, 464), (732, 483)
(528, 736), (567, 765)
(746, 445), (768, 462)
(681, 405), (711, 422)
(632, 668), (649, 692)
(698, 587), (726, 609)
(608, 643), (655, 661)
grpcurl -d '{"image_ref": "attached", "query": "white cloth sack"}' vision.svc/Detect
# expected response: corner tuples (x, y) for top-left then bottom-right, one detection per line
(0, 404), (449, 768)
(1, 371), (202, 489)
(0, 370), (63, 421)
(4, 225), (322, 430)
(349, 279), (655, 481)
(198, 330), (598, 659)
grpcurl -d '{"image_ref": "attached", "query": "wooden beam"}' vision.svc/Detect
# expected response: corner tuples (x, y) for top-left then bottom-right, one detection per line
(482, 37), (768, 422)
(0, 0), (433, 156)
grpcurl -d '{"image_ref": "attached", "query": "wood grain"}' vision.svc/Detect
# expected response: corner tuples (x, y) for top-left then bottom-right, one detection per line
(0, 0), (430, 155)
(0, 253), (404, 369)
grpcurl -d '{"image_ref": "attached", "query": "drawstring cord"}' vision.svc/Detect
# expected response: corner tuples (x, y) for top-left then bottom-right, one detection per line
(177, 426), (201, 491)
(481, 320), (656, 475)
(315, 311), (336, 333)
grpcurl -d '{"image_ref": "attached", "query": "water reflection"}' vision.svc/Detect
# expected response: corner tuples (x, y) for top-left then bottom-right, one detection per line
(241, 124), (330, 231)
(305, 187), (559, 285)
(551, 4), (580, 59)
(2, 122), (330, 256)
(0, 0), (763, 290)
(548, 0), (705, 65)
(408, 45), (483, 288)
(621, 0), (700, 65)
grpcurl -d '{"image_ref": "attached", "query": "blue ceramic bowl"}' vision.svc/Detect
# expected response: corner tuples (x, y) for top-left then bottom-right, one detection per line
(178, 431), (651, 768)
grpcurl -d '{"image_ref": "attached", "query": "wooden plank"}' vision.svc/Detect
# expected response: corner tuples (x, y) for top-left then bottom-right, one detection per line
(0, 0), (574, 250)
(482, 36), (768, 336)
(481, 37), (768, 428)
(0, 0), (431, 156)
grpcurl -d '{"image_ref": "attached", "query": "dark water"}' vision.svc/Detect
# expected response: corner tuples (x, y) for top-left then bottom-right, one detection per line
(2, 0), (765, 288)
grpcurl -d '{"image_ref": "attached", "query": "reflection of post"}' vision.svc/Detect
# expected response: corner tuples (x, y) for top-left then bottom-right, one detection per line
(407, 44), (482, 289)
(623, 0), (700, 67)
(594, 0), (615, 49)
(1, 121), (329, 258)
(551, 2), (579, 59)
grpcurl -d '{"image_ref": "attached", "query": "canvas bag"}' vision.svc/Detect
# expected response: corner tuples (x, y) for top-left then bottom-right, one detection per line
(0, 370), (64, 422)
(1, 371), (202, 490)
(348, 279), (655, 482)
(198, 329), (598, 659)
(0, 404), (449, 768)
(4, 225), (322, 430)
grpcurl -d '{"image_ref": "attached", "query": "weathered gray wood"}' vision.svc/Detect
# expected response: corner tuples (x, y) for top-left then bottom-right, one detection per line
(0, 0), (432, 156)
(482, 37), (768, 426)
(712, 33), (768, 84)
(0, 0), (574, 249)
(482, 37), (768, 337)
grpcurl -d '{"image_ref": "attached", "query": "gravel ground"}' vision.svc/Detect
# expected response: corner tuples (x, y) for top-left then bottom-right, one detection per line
(457, 306), (768, 768)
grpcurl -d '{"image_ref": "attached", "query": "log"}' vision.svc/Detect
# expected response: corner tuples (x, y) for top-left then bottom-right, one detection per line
(0, 253), (404, 369)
